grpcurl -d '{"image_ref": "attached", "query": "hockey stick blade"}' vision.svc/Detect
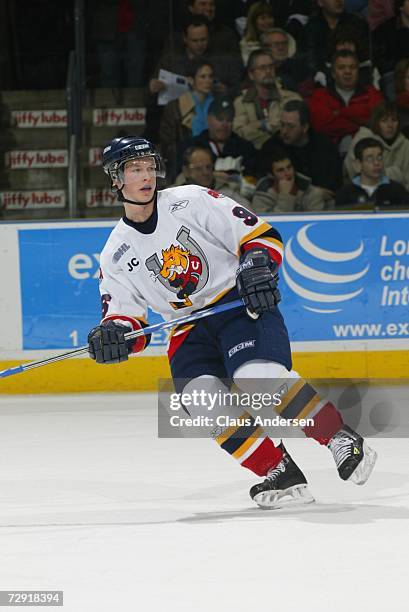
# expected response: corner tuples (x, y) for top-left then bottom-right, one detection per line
(0, 298), (243, 379)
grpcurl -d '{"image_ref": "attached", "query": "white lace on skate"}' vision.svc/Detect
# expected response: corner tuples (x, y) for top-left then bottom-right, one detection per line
(328, 432), (353, 469)
(328, 431), (378, 485)
(253, 459), (315, 510)
(266, 458), (287, 482)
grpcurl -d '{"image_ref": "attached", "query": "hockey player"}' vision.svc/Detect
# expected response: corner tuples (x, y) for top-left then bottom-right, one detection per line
(88, 136), (377, 509)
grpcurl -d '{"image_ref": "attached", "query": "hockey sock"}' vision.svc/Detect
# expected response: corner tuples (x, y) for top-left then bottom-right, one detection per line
(213, 411), (283, 476)
(272, 377), (344, 445)
(180, 375), (283, 477)
(234, 360), (344, 445)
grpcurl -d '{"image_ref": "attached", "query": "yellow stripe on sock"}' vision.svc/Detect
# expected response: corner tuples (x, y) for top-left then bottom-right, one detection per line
(276, 379), (305, 414)
(232, 427), (262, 459)
(214, 411), (250, 445)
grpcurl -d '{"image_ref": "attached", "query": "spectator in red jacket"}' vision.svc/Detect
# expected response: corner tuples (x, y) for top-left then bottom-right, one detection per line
(309, 50), (383, 154)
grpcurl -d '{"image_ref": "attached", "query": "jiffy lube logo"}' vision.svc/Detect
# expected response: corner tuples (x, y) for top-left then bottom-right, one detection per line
(282, 223), (370, 313)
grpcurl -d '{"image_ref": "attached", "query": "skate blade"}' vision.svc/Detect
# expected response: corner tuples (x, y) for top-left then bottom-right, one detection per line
(349, 442), (378, 485)
(253, 484), (315, 510)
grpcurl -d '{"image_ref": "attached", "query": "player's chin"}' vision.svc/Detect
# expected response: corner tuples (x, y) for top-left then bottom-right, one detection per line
(139, 186), (155, 201)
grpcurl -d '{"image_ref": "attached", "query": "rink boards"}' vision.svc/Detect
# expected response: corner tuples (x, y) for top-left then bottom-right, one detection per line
(1, 212), (408, 393)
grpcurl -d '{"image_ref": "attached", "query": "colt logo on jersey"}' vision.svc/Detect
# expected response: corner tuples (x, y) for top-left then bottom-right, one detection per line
(145, 226), (209, 309)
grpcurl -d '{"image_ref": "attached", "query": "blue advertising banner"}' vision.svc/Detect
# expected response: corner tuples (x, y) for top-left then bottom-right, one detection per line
(18, 215), (409, 350)
(278, 217), (409, 342)
(19, 227), (111, 349)
(18, 227), (167, 350)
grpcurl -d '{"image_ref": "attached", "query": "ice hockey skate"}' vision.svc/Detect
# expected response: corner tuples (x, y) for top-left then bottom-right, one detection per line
(328, 425), (377, 485)
(250, 443), (315, 509)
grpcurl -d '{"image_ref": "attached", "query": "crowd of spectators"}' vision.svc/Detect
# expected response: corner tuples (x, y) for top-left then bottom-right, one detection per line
(7, 0), (409, 212)
(124, 0), (409, 212)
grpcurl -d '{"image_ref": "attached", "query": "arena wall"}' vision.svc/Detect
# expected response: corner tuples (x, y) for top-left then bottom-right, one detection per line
(1, 213), (408, 393)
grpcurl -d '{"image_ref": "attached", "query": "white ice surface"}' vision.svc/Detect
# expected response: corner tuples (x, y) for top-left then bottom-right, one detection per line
(0, 392), (408, 612)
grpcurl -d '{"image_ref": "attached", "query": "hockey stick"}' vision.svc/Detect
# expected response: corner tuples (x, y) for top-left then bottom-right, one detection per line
(0, 298), (243, 379)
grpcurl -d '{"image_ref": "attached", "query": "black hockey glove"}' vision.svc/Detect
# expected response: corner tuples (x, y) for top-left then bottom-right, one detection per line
(236, 248), (281, 317)
(88, 321), (132, 364)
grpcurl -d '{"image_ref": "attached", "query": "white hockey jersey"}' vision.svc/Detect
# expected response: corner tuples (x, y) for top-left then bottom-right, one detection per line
(99, 185), (283, 328)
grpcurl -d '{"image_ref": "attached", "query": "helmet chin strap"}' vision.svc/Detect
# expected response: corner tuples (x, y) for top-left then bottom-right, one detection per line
(116, 186), (157, 207)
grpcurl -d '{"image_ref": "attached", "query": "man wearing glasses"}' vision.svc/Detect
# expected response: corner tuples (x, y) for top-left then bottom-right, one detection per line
(233, 50), (300, 149)
(261, 28), (313, 96)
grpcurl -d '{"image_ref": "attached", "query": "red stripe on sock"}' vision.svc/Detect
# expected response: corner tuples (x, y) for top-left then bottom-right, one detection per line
(302, 401), (344, 445)
(241, 438), (283, 476)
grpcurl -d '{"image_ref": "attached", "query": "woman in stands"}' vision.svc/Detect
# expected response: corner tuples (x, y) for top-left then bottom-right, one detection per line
(160, 59), (215, 182)
(240, 2), (275, 65)
(343, 101), (409, 189)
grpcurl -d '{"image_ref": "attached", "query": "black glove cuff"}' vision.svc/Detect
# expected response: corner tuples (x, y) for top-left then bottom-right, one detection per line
(236, 248), (281, 315)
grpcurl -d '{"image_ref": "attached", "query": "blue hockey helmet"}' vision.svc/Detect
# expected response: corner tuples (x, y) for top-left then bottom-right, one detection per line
(102, 137), (166, 186)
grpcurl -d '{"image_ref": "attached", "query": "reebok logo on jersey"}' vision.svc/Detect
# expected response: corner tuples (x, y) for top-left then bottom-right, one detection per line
(228, 340), (256, 357)
(169, 200), (189, 213)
